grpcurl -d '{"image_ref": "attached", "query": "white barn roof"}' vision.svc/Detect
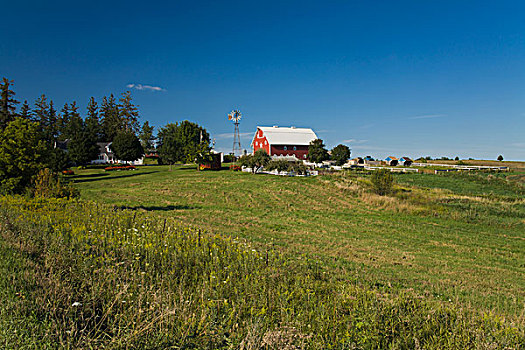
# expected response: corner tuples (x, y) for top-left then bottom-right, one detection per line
(252, 126), (318, 146)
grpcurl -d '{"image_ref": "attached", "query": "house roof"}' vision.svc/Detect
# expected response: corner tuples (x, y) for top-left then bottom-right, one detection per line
(386, 156), (398, 161)
(252, 126), (318, 146)
(399, 157), (413, 162)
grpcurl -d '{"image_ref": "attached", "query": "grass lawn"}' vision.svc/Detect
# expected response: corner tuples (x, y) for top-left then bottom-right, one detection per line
(73, 165), (525, 320)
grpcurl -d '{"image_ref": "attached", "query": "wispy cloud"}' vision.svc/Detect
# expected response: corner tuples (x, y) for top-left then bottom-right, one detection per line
(358, 123), (375, 129)
(342, 139), (368, 144)
(126, 83), (165, 92)
(214, 132), (253, 140)
(409, 114), (445, 120)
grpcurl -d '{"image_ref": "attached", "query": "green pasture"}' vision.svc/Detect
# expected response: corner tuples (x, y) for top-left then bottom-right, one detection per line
(72, 165), (525, 319)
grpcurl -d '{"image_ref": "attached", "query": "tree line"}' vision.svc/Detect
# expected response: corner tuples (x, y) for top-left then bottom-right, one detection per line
(0, 77), (213, 194)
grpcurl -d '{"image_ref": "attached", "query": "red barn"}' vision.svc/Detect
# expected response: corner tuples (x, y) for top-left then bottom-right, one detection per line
(251, 126), (318, 160)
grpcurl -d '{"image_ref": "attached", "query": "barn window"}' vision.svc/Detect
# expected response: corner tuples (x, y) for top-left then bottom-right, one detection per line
(293, 146), (297, 150)
(284, 146), (287, 150)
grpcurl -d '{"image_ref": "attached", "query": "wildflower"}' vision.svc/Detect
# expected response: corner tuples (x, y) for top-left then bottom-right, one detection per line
(72, 302), (82, 307)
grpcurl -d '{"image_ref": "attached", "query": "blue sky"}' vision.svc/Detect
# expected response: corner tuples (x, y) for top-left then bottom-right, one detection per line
(1, 0), (524, 160)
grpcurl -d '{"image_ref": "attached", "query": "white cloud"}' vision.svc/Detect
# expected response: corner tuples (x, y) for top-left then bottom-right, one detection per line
(342, 139), (368, 144)
(126, 83), (165, 92)
(409, 114), (445, 120)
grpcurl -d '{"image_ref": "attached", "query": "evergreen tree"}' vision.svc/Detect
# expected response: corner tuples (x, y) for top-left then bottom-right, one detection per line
(118, 91), (140, 134)
(66, 102), (84, 140)
(100, 94), (120, 141)
(19, 100), (32, 120)
(34, 94), (50, 133)
(85, 97), (103, 142)
(0, 77), (19, 129)
(68, 128), (99, 165)
(66, 102), (99, 165)
(58, 103), (71, 140)
(139, 121), (155, 152)
(47, 100), (59, 142)
(47, 148), (70, 173)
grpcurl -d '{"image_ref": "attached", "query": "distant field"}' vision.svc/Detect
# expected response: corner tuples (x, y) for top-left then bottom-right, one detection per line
(427, 159), (525, 171)
(73, 164), (525, 321)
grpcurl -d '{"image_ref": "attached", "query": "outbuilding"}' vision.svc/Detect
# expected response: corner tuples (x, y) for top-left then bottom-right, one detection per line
(251, 126), (318, 160)
(385, 156), (399, 166)
(399, 157), (413, 166)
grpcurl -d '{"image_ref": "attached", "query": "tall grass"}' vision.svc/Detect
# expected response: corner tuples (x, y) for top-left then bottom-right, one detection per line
(1, 196), (523, 349)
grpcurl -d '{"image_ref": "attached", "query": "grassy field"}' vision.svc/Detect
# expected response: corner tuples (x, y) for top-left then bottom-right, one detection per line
(72, 165), (525, 322)
(3, 196), (523, 348)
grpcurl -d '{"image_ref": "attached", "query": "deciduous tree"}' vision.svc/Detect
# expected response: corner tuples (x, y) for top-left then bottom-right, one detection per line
(157, 121), (210, 165)
(238, 149), (270, 173)
(330, 144), (351, 166)
(110, 131), (144, 163)
(308, 139), (329, 163)
(0, 118), (47, 193)
(157, 123), (181, 170)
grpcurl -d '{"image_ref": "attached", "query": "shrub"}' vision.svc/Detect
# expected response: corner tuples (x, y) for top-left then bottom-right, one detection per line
(32, 168), (79, 199)
(370, 169), (394, 195)
(266, 159), (290, 172)
(104, 165), (136, 171)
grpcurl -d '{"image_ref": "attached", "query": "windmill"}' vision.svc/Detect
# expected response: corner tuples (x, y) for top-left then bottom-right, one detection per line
(228, 110), (242, 156)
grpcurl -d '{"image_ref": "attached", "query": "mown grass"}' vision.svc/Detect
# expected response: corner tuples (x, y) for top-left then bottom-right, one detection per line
(1, 196), (524, 349)
(72, 165), (525, 322)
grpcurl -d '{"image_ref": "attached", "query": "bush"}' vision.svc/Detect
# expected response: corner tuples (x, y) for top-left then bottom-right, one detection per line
(370, 169), (394, 195)
(104, 165), (136, 171)
(32, 168), (79, 199)
(266, 159), (290, 172)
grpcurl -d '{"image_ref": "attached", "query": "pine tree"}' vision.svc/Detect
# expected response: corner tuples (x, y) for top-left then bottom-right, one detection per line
(58, 103), (71, 140)
(100, 94), (120, 141)
(139, 121), (155, 152)
(118, 91), (140, 134)
(85, 97), (103, 142)
(67, 102), (99, 165)
(47, 100), (59, 142)
(34, 94), (50, 131)
(0, 77), (19, 130)
(66, 102), (84, 140)
(19, 100), (32, 120)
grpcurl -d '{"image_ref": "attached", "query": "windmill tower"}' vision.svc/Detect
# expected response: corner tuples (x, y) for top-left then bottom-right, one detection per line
(228, 110), (242, 156)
